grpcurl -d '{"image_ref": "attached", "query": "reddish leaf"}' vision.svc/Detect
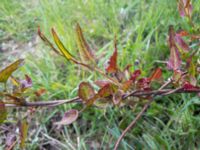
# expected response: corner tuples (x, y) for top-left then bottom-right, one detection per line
(20, 75), (32, 91)
(54, 109), (79, 125)
(174, 34), (190, 52)
(75, 23), (96, 64)
(136, 78), (151, 90)
(183, 82), (200, 90)
(0, 101), (7, 124)
(130, 69), (141, 82)
(122, 80), (133, 92)
(34, 88), (47, 97)
(19, 119), (28, 149)
(94, 80), (110, 88)
(106, 37), (118, 73)
(167, 26), (182, 70)
(78, 82), (95, 102)
(98, 83), (118, 98)
(148, 68), (162, 81)
(176, 30), (189, 37)
(178, 0), (192, 18)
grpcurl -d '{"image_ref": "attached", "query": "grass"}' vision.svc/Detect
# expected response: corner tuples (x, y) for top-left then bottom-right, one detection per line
(0, 0), (200, 149)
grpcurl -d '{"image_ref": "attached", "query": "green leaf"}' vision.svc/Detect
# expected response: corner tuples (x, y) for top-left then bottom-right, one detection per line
(19, 119), (28, 149)
(0, 59), (24, 83)
(78, 82), (95, 102)
(0, 101), (7, 124)
(75, 23), (96, 64)
(51, 28), (75, 61)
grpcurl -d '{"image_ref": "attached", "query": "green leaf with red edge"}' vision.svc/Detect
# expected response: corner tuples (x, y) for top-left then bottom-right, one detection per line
(0, 101), (7, 124)
(167, 26), (182, 70)
(0, 59), (24, 83)
(148, 68), (162, 81)
(86, 94), (100, 107)
(75, 23), (96, 64)
(54, 109), (79, 125)
(19, 119), (28, 149)
(106, 36), (118, 73)
(98, 83), (118, 98)
(51, 28), (75, 61)
(78, 82), (95, 102)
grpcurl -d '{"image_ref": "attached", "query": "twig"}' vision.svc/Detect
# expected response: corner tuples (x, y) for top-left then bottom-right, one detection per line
(4, 97), (80, 107)
(114, 79), (172, 150)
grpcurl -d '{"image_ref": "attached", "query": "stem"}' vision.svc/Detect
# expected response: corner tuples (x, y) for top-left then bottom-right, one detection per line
(114, 79), (172, 150)
(4, 89), (200, 108)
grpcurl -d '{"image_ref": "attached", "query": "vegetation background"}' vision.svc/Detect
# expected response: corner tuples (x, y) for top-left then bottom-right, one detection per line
(0, 0), (200, 149)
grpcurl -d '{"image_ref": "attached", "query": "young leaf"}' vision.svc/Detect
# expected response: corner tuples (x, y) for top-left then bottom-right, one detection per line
(51, 28), (75, 61)
(122, 80), (133, 92)
(148, 68), (162, 81)
(34, 88), (47, 97)
(95, 80), (111, 88)
(0, 59), (24, 83)
(19, 119), (28, 149)
(178, 0), (192, 18)
(0, 101), (7, 124)
(20, 75), (32, 91)
(167, 26), (181, 70)
(174, 34), (190, 52)
(106, 37), (118, 73)
(54, 109), (79, 125)
(98, 83), (118, 97)
(78, 82), (95, 102)
(136, 78), (151, 90)
(130, 69), (141, 82)
(75, 23), (96, 64)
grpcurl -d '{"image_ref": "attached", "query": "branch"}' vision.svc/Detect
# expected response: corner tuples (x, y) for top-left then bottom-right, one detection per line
(4, 88), (200, 108)
(114, 79), (172, 150)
